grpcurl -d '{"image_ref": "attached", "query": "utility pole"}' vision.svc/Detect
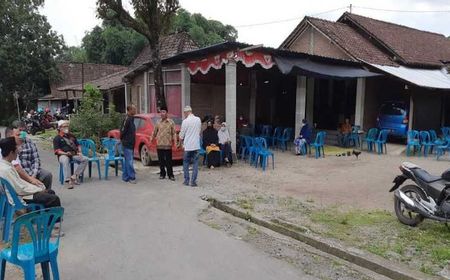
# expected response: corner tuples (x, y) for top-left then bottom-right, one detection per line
(13, 91), (20, 120)
(349, 4), (353, 13)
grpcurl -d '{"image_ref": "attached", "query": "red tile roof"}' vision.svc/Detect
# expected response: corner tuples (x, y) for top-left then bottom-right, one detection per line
(339, 12), (450, 67)
(306, 17), (396, 66)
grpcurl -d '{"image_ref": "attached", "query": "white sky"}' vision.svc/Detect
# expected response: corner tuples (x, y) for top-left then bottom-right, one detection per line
(41, 0), (450, 48)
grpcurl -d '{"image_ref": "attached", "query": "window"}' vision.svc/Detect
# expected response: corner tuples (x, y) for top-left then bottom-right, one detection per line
(133, 117), (145, 130)
(380, 103), (406, 116)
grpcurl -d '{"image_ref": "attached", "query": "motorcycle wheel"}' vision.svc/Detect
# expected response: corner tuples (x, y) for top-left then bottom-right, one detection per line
(394, 184), (425, 227)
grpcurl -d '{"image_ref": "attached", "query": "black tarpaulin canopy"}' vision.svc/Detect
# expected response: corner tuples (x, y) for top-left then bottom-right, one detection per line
(274, 56), (380, 78)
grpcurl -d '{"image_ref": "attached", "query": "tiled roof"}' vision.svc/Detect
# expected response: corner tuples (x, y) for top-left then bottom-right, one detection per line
(307, 17), (396, 66)
(130, 32), (198, 68)
(339, 12), (450, 67)
(57, 70), (128, 91)
(50, 63), (128, 97)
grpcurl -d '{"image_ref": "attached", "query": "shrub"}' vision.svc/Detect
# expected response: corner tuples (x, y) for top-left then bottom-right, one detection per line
(70, 84), (123, 145)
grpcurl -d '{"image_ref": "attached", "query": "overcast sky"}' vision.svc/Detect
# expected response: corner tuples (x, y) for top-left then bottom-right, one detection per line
(40, 0), (450, 48)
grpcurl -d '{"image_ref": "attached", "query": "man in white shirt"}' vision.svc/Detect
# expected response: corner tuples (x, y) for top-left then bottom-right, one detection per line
(179, 106), (202, 187)
(0, 137), (61, 208)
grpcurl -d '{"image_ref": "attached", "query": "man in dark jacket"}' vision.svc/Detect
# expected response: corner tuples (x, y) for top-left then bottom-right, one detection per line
(120, 105), (137, 184)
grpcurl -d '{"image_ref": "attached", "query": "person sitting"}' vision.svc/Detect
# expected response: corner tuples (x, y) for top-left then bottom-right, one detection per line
(213, 115), (222, 131)
(202, 121), (221, 169)
(294, 119), (312, 155)
(237, 115), (248, 129)
(2, 127), (47, 190)
(11, 121), (53, 189)
(339, 118), (352, 147)
(218, 122), (233, 166)
(0, 137), (61, 209)
(53, 120), (88, 188)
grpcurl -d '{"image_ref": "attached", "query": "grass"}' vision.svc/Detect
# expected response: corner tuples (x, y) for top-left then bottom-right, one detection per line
(323, 145), (355, 156)
(236, 193), (450, 276)
(36, 128), (57, 139)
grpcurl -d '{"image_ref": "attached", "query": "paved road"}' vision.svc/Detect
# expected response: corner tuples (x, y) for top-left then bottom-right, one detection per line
(36, 144), (316, 280)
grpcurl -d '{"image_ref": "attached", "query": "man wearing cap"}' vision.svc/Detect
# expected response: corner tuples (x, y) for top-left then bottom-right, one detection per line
(0, 137), (61, 209)
(53, 120), (88, 188)
(150, 106), (176, 181)
(9, 121), (53, 189)
(179, 106), (202, 187)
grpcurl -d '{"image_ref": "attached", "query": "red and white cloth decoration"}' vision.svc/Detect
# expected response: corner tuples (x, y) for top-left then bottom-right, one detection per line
(187, 50), (274, 75)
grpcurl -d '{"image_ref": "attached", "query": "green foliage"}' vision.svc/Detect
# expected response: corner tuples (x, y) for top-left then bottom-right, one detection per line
(57, 46), (88, 63)
(70, 84), (123, 144)
(0, 0), (64, 123)
(171, 8), (238, 47)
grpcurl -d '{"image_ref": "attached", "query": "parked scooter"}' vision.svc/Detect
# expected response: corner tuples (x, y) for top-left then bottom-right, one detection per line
(22, 114), (45, 135)
(390, 162), (450, 226)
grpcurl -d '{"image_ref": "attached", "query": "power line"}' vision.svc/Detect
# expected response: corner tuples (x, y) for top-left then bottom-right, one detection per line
(235, 6), (348, 28)
(353, 5), (450, 13)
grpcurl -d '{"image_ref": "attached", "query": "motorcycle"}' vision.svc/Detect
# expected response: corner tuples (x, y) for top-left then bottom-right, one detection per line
(22, 114), (45, 135)
(390, 162), (450, 226)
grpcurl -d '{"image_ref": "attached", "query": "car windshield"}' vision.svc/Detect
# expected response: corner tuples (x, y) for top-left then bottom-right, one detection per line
(151, 117), (182, 125)
(380, 104), (405, 116)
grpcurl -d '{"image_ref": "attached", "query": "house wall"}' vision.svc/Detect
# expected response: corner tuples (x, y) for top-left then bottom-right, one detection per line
(130, 73), (144, 113)
(290, 26), (351, 60)
(412, 89), (442, 131)
(190, 83), (225, 120)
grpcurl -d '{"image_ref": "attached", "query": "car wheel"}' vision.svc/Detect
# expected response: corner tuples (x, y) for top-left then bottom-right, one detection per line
(140, 145), (152, 166)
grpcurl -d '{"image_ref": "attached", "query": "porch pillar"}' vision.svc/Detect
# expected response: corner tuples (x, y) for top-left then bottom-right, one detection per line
(225, 60), (237, 153)
(124, 83), (128, 110)
(144, 71), (149, 113)
(181, 64), (191, 113)
(249, 71), (257, 127)
(409, 94), (414, 131)
(108, 90), (113, 113)
(355, 77), (366, 129)
(295, 76), (307, 135)
(306, 77), (315, 124)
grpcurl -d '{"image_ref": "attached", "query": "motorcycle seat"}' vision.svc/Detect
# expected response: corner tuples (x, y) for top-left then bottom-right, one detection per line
(411, 168), (442, 183)
(442, 169), (450, 181)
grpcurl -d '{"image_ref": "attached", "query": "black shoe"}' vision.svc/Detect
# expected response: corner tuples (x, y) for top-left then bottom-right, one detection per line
(190, 182), (198, 187)
(159, 176), (166, 180)
(169, 177), (175, 181)
(183, 181), (190, 186)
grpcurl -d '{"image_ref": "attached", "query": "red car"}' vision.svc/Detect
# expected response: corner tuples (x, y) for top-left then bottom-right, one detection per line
(107, 113), (184, 165)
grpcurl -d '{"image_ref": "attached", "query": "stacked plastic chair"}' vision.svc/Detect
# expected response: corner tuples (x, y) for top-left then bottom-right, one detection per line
(79, 139), (102, 179)
(101, 138), (125, 179)
(310, 131), (326, 159)
(406, 130), (421, 156)
(254, 137), (275, 171)
(361, 128), (378, 152)
(375, 129), (390, 154)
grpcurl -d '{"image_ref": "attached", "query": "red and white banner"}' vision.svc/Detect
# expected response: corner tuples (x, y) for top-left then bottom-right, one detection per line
(187, 50), (274, 75)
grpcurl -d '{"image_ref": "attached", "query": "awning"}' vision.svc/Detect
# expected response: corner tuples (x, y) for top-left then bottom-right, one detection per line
(369, 64), (450, 90)
(274, 56), (380, 78)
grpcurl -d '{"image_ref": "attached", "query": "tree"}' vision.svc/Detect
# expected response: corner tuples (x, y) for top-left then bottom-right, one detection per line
(0, 0), (64, 124)
(97, 0), (180, 110)
(171, 9), (237, 47)
(57, 46), (88, 63)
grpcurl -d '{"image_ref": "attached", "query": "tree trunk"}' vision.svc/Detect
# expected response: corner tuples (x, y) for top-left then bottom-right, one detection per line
(150, 40), (166, 111)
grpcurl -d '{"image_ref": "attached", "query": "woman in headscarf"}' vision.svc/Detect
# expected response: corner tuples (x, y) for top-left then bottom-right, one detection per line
(202, 121), (221, 168)
(218, 122), (233, 166)
(294, 119), (311, 155)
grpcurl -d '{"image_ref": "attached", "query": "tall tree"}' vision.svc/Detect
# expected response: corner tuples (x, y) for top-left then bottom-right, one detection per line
(0, 0), (64, 124)
(97, 0), (179, 110)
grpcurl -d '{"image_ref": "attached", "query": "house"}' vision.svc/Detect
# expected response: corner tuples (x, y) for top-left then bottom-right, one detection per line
(279, 12), (450, 132)
(39, 63), (128, 113)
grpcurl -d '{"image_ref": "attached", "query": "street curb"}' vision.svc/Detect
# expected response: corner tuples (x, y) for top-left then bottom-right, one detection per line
(207, 197), (444, 280)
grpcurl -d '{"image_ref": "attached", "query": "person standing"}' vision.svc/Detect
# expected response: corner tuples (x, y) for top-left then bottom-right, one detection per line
(120, 105), (137, 184)
(151, 107), (176, 181)
(179, 106), (202, 187)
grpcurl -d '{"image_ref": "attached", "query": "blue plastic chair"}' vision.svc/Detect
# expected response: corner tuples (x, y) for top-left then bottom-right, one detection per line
(277, 128), (293, 151)
(361, 128), (378, 152)
(260, 125), (273, 144)
(198, 138), (207, 165)
(58, 156), (85, 185)
(79, 139), (102, 180)
(442, 127), (450, 138)
(346, 126), (361, 147)
(0, 207), (64, 280)
(310, 131), (326, 159)
(255, 138), (275, 171)
(375, 129), (390, 155)
(436, 141), (450, 160)
(419, 131), (434, 157)
(245, 137), (259, 165)
(429, 129), (445, 149)
(238, 135), (247, 159)
(406, 130), (421, 156)
(270, 127), (283, 147)
(0, 178), (44, 242)
(101, 138), (125, 180)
